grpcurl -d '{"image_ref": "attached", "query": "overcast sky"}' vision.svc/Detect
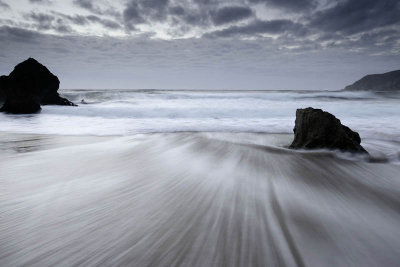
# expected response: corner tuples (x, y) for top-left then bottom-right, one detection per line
(0, 0), (399, 90)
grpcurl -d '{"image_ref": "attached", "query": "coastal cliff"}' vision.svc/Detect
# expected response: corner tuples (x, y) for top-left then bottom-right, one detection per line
(343, 70), (400, 91)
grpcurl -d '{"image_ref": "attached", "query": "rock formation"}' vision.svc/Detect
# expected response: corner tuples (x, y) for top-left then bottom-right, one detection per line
(343, 70), (400, 91)
(0, 75), (8, 102)
(289, 107), (367, 153)
(0, 58), (76, 114)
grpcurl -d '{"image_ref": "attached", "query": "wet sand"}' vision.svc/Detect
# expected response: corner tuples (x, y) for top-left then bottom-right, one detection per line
(1, 132), (400, 266)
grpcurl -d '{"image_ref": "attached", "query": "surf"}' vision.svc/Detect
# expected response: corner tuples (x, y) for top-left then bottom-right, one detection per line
(1, 132), (400, 266)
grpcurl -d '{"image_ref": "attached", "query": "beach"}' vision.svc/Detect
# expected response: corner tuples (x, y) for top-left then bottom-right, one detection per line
(1, 89), (400, 266)
(1, 131), (400, 266)
(1, 0), (399, 264)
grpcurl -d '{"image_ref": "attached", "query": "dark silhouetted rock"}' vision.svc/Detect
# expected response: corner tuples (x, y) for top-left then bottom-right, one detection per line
(0, 96), (41, 114)
(343, 70), (400, 91)
(41, 93), (76, 106)
(289, 107), (367, 153)
(0, 71), (41, 113)
(0, 75), (8, 102)
(0, 58), (76, 114)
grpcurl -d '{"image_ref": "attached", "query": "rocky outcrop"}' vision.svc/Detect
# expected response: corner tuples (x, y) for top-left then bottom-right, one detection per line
(0, 58), (76, 114)
(0, 94), (41, 114)
(343, 70), (400, 91)
(0, 75), (8, 102)
(289, 107), (367, 153)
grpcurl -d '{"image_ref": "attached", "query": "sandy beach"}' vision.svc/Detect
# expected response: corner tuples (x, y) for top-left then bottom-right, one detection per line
(1, 0), (400, 263)
(1, 131), (400, 266)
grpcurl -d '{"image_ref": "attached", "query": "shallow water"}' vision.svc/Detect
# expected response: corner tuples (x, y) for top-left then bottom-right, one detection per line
(0, 90), (399, 141)
(1, 132), (400, 266)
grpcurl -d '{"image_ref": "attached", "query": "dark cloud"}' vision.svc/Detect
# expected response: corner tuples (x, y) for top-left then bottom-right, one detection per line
(73, 0), (120, 17)
(123, 0), (170, 25)
(26, 12), (73, 33)
(176, 8), (211, 27)
(28, 12), (56, 30)
(123, 2), (145, 24)
(86, 15), (121, 29)
(0, 26), (40, 42)
(0, 0), (9, 9)
(211, 6), (253, 25)
(67, 15), (88, 26)
(247, 0), (317, 11)
(318, 27), (400, 54)
(357, 29), (400, 48)
(205, 19), (306, 38)
(73, 0), (93, 10)
(123, 0), (253, 30)
(51, 12), (89, 26)
(29, 0), (53, 4)
(310, 0), (400, 35)
(169, 5), (185, 16)
(26, 11), (122, 32)
(141, 0), (169, 10)
(1, 0), (400, 70)
(120, 0), (315, 35)
(123, 0), (220, 28)
(54, 24), (72, 33)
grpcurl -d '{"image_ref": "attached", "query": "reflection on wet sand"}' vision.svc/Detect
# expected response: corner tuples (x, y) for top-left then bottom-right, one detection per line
(0, 132), (115, 154)
(1, 132), (400, 266)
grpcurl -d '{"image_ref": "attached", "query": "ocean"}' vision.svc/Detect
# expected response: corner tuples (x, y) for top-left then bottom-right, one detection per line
(0, 89), (400, 138)
(1, 89), (400, 266)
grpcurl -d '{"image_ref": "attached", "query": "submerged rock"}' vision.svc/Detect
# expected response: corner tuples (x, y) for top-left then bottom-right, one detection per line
(0, 58), (76, 114)
(289, 107), (367, 153)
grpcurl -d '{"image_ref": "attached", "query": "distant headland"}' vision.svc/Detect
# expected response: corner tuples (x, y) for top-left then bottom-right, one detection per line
(343, 69), (400, 91)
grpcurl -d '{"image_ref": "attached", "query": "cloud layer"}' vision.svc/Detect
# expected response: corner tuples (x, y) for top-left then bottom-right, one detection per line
(0, 0), (399, 89)
(0, 1), (398, 49)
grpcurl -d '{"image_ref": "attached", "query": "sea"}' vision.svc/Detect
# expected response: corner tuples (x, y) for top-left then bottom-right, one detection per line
(0, 89), (399, 137)
(1, 89), (400, 266)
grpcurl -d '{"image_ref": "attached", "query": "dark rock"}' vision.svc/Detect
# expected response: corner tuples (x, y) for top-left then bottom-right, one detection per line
(0, 96), (41, 114)
(343, 70), (400, 91)
(41, 93), (76, 106)
(0, 58), (76, 114)
(289, 107), (367, 153)
(0, 75), (8, 102)
(0, 69), (41, 114)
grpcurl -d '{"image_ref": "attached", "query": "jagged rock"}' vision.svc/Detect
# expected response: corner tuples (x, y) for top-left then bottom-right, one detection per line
(289, 107), (367, 153)
(0, 58), (76, 114)
(41, 93), (76, 106)
(343, 70), (400, 91)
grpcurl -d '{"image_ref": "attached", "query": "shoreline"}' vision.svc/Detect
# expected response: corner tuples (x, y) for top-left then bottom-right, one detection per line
(1, 131), (398, 164)
(1, 128), (400, 266)
(0, 131), (117, 154)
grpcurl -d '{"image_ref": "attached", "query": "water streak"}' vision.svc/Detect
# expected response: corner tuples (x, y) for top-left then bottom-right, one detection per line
(1, 133), (399, 266)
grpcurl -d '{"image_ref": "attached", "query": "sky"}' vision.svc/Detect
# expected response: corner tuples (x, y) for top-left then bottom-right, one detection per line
(0, 0), (399, 90)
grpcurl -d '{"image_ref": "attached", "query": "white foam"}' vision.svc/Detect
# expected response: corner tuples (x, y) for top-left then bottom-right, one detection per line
(1, 90), (399, 143)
